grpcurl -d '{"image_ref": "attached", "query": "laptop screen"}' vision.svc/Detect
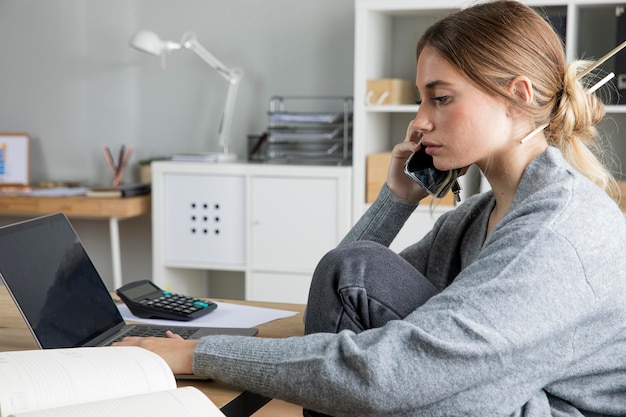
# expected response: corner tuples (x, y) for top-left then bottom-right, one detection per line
(0, 213), (124, 348)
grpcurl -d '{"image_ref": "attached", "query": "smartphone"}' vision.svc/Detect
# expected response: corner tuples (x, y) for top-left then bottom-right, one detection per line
(404, 146), (462, 201)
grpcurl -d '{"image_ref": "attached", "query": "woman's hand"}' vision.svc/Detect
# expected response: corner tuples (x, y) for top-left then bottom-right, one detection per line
(386, 121), (430, 204)
(113, 330), (198, 375)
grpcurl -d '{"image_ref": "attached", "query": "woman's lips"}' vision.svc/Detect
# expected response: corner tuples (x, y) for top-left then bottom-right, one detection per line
(421, 143), (441, 155)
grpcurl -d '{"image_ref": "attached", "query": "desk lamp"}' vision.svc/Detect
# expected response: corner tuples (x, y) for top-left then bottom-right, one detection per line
(130, 30), (242, 162)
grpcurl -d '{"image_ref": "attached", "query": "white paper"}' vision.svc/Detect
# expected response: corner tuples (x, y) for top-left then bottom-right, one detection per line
(118, 301), (298, 328)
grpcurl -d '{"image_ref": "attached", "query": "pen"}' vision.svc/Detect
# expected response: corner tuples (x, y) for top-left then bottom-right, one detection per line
(103, 146), (117, 175)
(116, 145), (126, 177)
(113, 147), (133, 186)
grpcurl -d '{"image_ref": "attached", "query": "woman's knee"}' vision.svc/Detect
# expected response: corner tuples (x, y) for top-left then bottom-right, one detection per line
(309, 241), (391, 292)
(305, 242), (390, 333)
(306, 240), (438, 333)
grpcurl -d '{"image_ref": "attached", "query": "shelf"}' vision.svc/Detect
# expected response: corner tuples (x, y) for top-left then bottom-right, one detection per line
(365, 104), (626, 114)
(163, 262), (246, 272)
(604, 105), (626, 114)
(363, 202), (455, 213)
(365, 104), (419, 113)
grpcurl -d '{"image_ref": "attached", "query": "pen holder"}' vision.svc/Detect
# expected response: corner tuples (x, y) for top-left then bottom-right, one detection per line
(248, 133), (268, 162)
(103, 146), (133, 186)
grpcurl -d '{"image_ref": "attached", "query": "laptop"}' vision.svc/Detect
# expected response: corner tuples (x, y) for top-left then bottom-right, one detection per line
(0, 213), (257, 349)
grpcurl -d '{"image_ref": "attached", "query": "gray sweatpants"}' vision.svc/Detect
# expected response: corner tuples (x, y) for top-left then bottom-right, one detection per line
(305, 240), (439, 335)
(302, 241), (439, 416)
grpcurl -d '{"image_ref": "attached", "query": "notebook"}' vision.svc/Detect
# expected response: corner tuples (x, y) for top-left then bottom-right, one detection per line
(0, 213), (257, 349)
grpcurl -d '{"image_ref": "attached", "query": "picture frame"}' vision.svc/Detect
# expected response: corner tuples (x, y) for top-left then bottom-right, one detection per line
(0, 133), (30, 185)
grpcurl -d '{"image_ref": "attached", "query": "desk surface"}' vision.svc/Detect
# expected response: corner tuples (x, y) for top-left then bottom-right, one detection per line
(0, 194), (151, 219)
(0, 286), (305, 408)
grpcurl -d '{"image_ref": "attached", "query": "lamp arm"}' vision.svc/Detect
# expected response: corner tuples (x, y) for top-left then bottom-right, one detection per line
(218, 69), (243, 154)
(181, 32), (236, 82)
(180, 32), (244, 154)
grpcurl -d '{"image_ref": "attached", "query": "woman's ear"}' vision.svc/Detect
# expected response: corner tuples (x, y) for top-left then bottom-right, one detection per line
(506, 76), (533, 117)
(509, 76), (533, 105)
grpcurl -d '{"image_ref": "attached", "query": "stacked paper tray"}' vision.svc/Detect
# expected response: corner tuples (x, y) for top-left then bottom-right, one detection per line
(261, 96), (353, 165)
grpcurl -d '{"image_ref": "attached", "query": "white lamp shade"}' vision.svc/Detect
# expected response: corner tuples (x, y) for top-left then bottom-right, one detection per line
(129, 30), (166, 56)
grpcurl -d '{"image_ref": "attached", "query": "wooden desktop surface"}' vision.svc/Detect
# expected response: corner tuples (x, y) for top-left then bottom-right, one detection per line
(0, 286), (306, 408)
(0, 194), (151, 219)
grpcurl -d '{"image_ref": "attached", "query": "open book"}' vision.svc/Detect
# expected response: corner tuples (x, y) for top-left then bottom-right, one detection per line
(0, 346), (225, 417)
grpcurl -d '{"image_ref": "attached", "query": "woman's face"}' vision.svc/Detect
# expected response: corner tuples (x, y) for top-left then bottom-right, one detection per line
(413, 46), (515, 172)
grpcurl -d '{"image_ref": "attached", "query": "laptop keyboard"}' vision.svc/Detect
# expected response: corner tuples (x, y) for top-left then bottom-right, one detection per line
(108, 326), (198, 344)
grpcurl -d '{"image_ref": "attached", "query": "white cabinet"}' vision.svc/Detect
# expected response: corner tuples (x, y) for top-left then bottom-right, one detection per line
(152, 161), (352, 303)
(352, 0), (626, 224)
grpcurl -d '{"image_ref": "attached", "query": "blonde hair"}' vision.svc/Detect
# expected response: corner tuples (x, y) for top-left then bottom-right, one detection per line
(416, 0), (620, 201)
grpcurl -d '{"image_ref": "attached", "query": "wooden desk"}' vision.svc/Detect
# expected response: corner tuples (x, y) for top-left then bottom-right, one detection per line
(0, 194), (151, 289)
(0, 285), (305, 409)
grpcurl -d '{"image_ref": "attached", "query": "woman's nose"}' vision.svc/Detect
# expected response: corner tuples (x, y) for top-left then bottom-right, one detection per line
(412, 107), (433, 133)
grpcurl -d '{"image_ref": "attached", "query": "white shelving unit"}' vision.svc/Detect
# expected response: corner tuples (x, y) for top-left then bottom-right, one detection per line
(151, 162), (352, 303)
(352, 0), (626, 245)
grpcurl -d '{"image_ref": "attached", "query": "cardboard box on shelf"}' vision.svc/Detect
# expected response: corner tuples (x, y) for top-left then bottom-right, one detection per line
(365, 79), (416, 106)
(365, 152), (456, 206)
(366, 152), (392, 203)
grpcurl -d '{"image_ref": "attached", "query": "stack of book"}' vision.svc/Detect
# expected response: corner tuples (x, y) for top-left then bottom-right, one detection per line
(86, 183), (151, 198)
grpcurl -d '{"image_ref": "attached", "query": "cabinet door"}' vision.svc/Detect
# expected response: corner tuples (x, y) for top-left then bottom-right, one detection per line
(250, 176), (341, 272)
(248, 271), (312, 304)
(163, 173), (246, 266)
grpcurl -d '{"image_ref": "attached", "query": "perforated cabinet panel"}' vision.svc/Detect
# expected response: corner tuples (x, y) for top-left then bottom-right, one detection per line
(163, 174), (245, 266)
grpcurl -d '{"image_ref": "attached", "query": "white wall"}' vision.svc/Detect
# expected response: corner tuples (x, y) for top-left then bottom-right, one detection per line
(0, 0), (355, 290)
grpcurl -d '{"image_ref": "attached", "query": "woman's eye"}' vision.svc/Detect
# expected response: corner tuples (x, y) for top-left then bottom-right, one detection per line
(432, 95), (450, 105)
(416, 95), (450, 107)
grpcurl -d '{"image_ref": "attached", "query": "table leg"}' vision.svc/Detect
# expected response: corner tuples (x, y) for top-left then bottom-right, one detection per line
(109, 217), (122, 289)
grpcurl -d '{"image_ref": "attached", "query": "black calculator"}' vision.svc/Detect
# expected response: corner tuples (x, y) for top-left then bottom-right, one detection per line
(116, 280), (217, 321)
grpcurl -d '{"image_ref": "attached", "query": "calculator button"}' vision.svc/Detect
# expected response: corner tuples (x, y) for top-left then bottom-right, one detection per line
(194, 301), (210, 308)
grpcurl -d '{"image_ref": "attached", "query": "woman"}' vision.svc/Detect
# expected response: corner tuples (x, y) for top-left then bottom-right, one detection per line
(115, 1), (626, 415)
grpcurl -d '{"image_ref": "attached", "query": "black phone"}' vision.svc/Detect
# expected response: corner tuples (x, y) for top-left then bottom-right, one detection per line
(404, 146), (462, 201)
(116, 280), (217, 321)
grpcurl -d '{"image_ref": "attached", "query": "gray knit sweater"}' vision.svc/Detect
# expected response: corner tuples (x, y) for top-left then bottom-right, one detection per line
(194, 147), (626, 416)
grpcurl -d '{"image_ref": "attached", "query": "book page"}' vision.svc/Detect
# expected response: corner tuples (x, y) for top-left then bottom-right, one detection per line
(9, 387), (224, 417)
(0, 347), (176, 417)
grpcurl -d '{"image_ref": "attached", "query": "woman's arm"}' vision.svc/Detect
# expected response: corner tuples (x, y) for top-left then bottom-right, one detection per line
(339, 183), (418, 247)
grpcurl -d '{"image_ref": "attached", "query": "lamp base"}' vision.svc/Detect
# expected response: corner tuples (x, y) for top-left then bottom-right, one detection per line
(215, 152), (237, 162)
(170, 152), (237, 163)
